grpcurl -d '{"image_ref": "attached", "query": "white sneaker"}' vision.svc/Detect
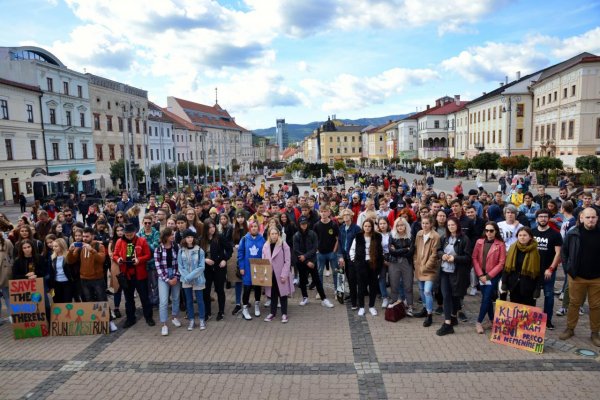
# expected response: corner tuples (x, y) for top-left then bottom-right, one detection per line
(556, 307), (566, 316)
(187, 320), (195, 331)
(468, 287), (478, 296)
(242, 306), (252, 320)
(254, 302), (261, 317)
(109, 321), (118, 332)
(358, 308), (365, 316)
(110, 309), (116, 319)
(322, 299), (334, 308)
(264, 299), (271, 307)
(161, 325), (169, 336)
(199, 320), (206, 330)
(315, 293), (321, 300)
(369, 307), (378, 316)
(325, 269), (331, 277)
(579, 307), (585, 315)
(171, 318), (181, 327)
(558, 292), (564, 301)
(293, 278), (299, 286)
(381, 298), (389, 308)
(299, 297), (309, 306)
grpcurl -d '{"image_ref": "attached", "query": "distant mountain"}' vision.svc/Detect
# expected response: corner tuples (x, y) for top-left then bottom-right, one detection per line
(253, 114), (413, 143)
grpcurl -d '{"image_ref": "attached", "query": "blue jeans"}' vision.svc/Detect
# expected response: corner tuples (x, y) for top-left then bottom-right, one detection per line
(379, 267), (389, 299)
(418, 280), (434, 313)
(477, 275), (501, 323)
(158, 279), (181, 323)
(543, 269), (557, 324)
(183, 287), (205, 321)
(317, 252), (339, 288)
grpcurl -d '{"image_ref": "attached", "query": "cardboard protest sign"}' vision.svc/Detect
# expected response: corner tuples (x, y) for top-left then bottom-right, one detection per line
(51, 302), (109, 336)
(491, 300), (547, 353)
(250, 258), (272, 287)
(8, 278), (48, 339)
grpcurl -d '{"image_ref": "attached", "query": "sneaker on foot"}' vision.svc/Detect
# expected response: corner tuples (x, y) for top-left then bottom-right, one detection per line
(281, 314), (288, 324)
(264, 299), (271, 307)
(146, 318), (156, 327)
(322, 299), (334, 308)
(232, 305), (242, 315)
(264, 314), (274, 322)
(558, 292), (564, 301)
(468, 287), (478, 296)
(434, 306), (443, 315)
(351, 306), (358, 310)
(547, 322), (555, 330)
(171, 318), (181, 327)
(293, 278), (299, 286)
(369, 307), (378, 316)
(242, 306), (252, 320)
(254, 302), (261, 317)
(199, 320), (206, 330)
(406, 307), (414, 317)
(114, 309), (122, 319)
(559, 328), (574, 340)
(458, 311), (468, 322)
(123, 319), (136, 329)
(161, 325), (169, 336)
(414, 308), (428, 318)
(556, 307), (566, 316)
(325, 269), (331, 277)
(381, 298), (389, 308)
(299, 297), (309, 306)
(436, 323), (454, 336)
(216, 312), (224, 321)
(187, 320), (195, 331)
(315, 293), (321, 300)
(579, 307), (585, 316)
(358, 308), (365, 316)
(109, 321), (118, 333)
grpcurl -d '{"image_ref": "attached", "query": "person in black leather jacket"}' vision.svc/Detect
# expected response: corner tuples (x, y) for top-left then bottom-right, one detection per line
(201, 221), (230, 321)
(388, 217), (414, 315)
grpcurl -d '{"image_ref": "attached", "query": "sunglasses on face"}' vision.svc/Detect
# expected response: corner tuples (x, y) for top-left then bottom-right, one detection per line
(144, 222), (152, 225)
(485, 229), (495, 233)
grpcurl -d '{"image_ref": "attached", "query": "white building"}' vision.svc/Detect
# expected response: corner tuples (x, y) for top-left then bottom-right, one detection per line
(147, 101), (175, 188)
(397, 119), (418, 160)
(0, 78), (46, 203)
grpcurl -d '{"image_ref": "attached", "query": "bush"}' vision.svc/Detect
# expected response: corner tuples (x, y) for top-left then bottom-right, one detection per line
(579, 172), (595, 186)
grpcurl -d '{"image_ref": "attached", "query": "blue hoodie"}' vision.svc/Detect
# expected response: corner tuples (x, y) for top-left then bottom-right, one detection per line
(237, 232), (266, 286)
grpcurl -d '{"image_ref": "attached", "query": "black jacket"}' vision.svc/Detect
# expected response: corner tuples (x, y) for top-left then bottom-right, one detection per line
(293, 229), (318, 265)
(204, 236), (229, 268)
(388, 237), (413, 263)
(562, 224), (600, 278)
(12, 257), (46, 280)
(49, 256), (75, 287)
(437, 233), (472, 297)
(219, 225), (234, 260)
(352, 232), (384, 271)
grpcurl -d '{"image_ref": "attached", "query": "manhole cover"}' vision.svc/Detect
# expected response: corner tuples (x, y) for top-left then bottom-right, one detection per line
(575, 349), (598, 357)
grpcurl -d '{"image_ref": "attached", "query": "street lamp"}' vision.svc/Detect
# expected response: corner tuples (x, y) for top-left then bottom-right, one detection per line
(501, 95), (521, 157)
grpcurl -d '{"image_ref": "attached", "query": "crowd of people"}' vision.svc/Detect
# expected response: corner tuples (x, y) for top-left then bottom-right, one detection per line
(0, 172), (598, 347)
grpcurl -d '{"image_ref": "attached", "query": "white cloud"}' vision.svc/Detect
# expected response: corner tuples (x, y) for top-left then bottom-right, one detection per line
(552, 27), (600, 59)
(300, 67), (440, 111)
(297, 61), (311, 72)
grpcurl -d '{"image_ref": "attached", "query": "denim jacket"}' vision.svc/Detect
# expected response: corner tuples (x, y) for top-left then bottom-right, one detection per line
(178, 245), (206, 288)
(338, 222), (361, 259)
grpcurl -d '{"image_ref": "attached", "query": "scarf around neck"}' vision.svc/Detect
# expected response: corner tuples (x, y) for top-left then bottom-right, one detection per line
(505, 240), (540, 279)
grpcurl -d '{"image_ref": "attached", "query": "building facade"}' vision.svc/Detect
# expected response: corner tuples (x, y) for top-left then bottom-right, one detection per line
(397, 119), (418, 160)
(0, 78), (46, 203)
(320, 126), (364, 166)
(147, 101), (175, 187)
(275, 118), (288, 151)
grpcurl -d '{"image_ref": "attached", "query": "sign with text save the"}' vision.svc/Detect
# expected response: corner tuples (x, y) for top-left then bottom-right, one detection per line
(491, 300), (547, 354)
(9, 278), (48, 339)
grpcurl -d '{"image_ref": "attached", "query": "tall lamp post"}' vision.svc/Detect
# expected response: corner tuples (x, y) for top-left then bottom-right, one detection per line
(501, 95), (521, 157)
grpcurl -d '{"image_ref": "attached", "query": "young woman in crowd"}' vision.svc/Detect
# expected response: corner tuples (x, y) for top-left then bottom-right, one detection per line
(413, 215), (440, 327)
(376, 217), (391, 309)
(126, 205), (141, 232)
(12, 239), (46, 280)
(49, 238), (74, 303)
(434, 210), (447, 237)
(350, 219), (384, 317)
(178, 229), (206, 330)
(0, 233), (14, 319)
(501, 227), (542, 306)
(108, 224), (125, 318)
(237, 220), (266, 320)
(388, 217), (413, 315)
(229, 212), (248, 315)
(262, 226), (293, 323)
(201, 221), (230, 321)
(472, 221), (506, 334)
(154, 228), (182, 336)
(436, 217), (472, 336)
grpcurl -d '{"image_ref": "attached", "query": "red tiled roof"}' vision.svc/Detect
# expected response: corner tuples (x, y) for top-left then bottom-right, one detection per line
(161, 107), (201, 131)
(427, 101), (470, 115)
(171, 97), (248, 132)
(0, 77), (41, 92)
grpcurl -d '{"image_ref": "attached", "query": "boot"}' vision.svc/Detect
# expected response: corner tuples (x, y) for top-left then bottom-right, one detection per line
(591, 332), (600, 347)
(414, 308), (427, 318)
(559, 328), (574, 340)
(242, 305), (252, 321)
(436, 323), (454, 336)
(423, 314), (433, 327)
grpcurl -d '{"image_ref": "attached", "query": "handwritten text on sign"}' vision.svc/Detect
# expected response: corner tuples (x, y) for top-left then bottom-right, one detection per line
(491, 300), (547, 354)
(51, 302), (109, 336)
(9, 278), (48, 339)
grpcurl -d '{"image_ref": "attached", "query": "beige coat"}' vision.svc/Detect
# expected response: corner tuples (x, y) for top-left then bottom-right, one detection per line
(413, 230), (440, 281)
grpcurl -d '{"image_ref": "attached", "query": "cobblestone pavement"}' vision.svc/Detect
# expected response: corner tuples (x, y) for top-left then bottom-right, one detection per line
(1, 272), (600, 400)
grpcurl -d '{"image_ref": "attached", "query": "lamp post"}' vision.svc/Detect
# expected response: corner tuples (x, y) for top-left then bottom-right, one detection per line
(501, 95), (521, 157)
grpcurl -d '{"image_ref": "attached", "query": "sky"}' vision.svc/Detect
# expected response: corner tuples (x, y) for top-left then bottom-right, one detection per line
(2, 0), (600, 130)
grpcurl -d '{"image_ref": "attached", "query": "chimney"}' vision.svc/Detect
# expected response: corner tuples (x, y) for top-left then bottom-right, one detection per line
(505, 76), (509, 85)
(435, 99), (441, 107)
(426, 105), (430, 110)
(516, 71), (521, 80)
(454, 95), (460, 105)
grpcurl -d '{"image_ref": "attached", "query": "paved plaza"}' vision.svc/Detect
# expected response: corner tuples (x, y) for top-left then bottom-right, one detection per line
(1, 274), (600, 400)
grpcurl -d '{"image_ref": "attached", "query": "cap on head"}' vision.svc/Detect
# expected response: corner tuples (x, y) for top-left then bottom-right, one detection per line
(298, 216), (308, 225)
(124, 224), (136, 234)
(182, 229), (195, 238)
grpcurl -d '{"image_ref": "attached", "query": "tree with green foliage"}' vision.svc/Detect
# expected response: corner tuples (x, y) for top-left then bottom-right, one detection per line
(530, 156), (563, 173)
(333, 160), (347, 171)
(472, 152), (500, 181)
(68, 169), (79, 193)
(110, 160), (126, 186)
(575, 155), (600, 174)
(303, 163), (331, 177)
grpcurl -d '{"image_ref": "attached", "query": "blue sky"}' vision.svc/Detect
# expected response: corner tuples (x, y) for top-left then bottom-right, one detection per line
(2, 0), (599, 131)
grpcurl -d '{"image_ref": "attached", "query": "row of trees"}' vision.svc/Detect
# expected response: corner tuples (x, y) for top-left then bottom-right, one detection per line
(285, 158), (332, 177)
(109, 160), (225, 186)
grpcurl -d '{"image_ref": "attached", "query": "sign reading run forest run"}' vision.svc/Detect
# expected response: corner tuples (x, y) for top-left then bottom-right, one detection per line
(491, 300), (547, 354)
(51, 302), (110, 336)
(9, 278), (49, 340)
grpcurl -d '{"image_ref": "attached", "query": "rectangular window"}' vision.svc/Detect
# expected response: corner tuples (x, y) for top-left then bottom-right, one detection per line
(487, 131), (490, 143)
(492, 130), (496, 143)
(127, 118), (132, 133)
(0, 100), (8, 119)
(106, 116), (113, 131)
(109, 144), (115, 161)
(482, 111), (485, 122)
(66, 111), (72, 126)
(546, 124), (551, 140)
(542, 97), (545, 106)
(563, 88), (567, 98)
(30, 140), (37, 159)
(119, 145), (124, 159)
(434, 120), (440, 129)
(568, 120), (574, 139)
(5, 139), (13, 160)
(552, 123), (556, 139)
(118, 117), (123, 132)
(68, 143), (74, 159)
(63, 82), (69, 95)
(77, 85), (83, 98)
(498, 106), (502, 118)
(107, 101), (111, 110)
(487, 109), (490, 120)
(93, 113), (100, 130)
(135, 119), (140, 134)
(478, 111), (480, 123)
(168, 149), (171, 158)
(26, 104), (34, 122)
(329, 137), (332, 142)
(329, 148), (333, 154)
(150, 147), (154, 160)
(498, 129), (502, 143)
(516, 103), (524, 117)
(561, 121), (566, 139)
(548, 94), (551, 103)
(571, 85), (576, 96)
(516, 129), (523, 143)
(554, 91), (557, 101)
(49, 108), (56, 124)
(129, 145), (134, 159)
(81, 143), (88, 159)
(47, 77), (53, 92)
(79, 112), (85, 127)
(96, 144), (103, 161)
(536, 98), (539, 108)
(52, 142), (59, 160)
(541, 125), (545, 140)
(535, 126), (539, 141)
(137, 145), (142, 159)
(597, 118), (600, 139)
(493, 108), (496, 119)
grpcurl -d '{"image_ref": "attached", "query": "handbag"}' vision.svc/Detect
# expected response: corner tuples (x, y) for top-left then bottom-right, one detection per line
(384, 301), (406, 322)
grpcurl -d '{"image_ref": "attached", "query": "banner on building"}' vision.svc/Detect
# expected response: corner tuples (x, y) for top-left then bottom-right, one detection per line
(8, 278), (48, 340)
(491, 300), (547, 353)
(51, 302), (109, 336)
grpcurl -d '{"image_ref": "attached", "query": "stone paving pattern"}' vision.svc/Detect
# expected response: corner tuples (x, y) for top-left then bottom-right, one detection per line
(1, 271), (600, 400)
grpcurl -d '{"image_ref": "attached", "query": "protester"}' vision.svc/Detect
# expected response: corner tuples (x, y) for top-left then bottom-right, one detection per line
(178, 229), (206, 331)
(501, 227), (541, 306)
(413, 215), (440, 327)
(262, 226), (293, 323)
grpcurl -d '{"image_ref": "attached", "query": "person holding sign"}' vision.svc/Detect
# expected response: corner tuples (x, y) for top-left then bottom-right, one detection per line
(501, 227), (542, 307)
(262, 227), (293, 323)
(472, 222), (506, 334)
(12, 239), (46, 280)
(237, 220), (266, 320)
